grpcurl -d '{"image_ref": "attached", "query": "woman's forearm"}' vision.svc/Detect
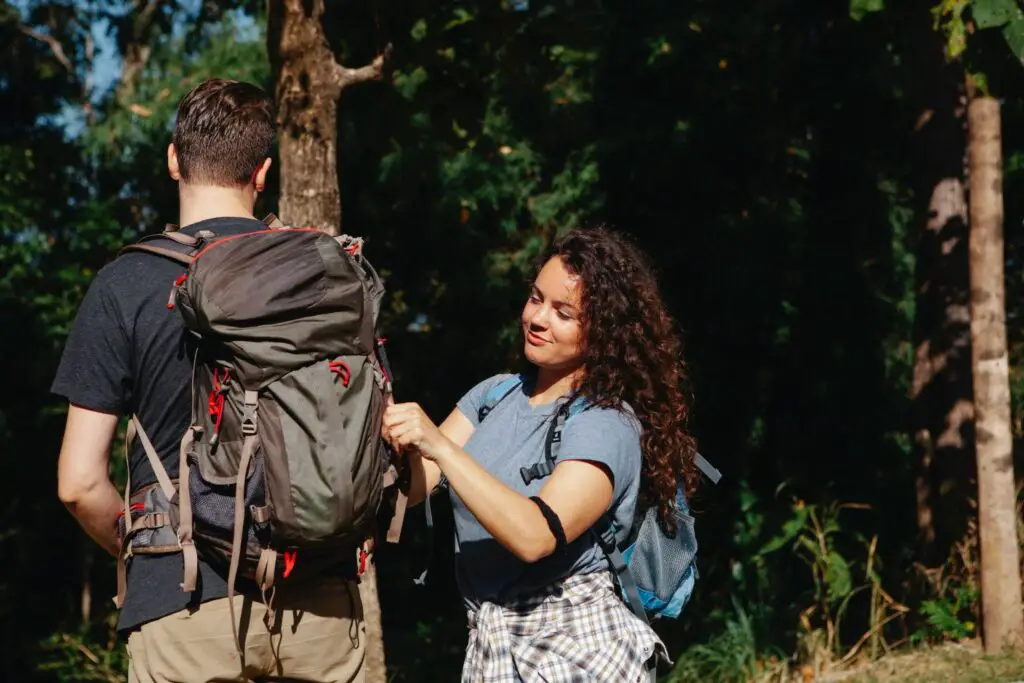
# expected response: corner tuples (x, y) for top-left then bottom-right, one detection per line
(435, 440), (555, 562)
(404, 450), (441, 507)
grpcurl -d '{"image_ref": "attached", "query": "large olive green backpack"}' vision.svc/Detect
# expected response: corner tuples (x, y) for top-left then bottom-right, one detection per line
(113, 215), (405, 655)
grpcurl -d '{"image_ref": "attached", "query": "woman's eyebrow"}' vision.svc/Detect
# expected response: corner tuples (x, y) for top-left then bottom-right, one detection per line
(552, 299), (579, 313)
(533, 284), (579, 312)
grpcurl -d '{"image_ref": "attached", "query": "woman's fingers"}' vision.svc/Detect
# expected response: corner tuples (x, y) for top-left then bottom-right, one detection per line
(382, 402), (420, 427)
(386, 419), (417, 442)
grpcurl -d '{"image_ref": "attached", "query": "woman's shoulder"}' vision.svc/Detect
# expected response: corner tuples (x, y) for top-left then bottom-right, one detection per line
(569, 402), (641, 434)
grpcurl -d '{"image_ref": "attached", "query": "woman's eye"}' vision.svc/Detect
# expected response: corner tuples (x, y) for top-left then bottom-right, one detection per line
(557, 310), (573, 321)
(529, 294), (542, 304)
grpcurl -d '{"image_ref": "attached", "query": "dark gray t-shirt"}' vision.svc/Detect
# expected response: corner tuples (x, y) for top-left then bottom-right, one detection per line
(451, 373), (642, 607)
(50, 217), (268, 635)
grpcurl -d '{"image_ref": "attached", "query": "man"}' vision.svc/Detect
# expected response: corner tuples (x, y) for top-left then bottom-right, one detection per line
(52, 79), (366, 682)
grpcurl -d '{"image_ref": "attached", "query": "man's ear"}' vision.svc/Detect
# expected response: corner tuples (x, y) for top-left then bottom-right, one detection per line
(254, 157), (272, 193)
(167, 143), (181, 181)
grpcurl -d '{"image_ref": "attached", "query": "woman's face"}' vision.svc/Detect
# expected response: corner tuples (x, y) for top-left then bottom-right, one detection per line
(522, 256), (585, 372)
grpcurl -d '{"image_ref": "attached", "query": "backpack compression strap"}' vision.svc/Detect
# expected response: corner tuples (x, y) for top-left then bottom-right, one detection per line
(114, 416), (185, 608)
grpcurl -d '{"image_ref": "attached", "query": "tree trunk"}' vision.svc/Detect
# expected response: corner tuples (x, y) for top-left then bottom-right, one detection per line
(267, 0), (390, 236)
(267, 2), (392, 680)
(966, 93), (1024, 653)
(908, 6), (974, 566)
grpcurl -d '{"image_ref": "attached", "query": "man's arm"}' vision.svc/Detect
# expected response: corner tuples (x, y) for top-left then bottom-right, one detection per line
(57, 404), (123, 557)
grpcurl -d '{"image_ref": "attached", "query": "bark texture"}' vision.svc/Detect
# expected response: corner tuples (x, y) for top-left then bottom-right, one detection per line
(268, 0), (391, 236)
(966, 94), (1024, 653)
(267, 2), (394, 679)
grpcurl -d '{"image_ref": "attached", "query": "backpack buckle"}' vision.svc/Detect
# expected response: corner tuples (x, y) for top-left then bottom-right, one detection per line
(241, 393), (259, 435)
(597, 524), (618, 553)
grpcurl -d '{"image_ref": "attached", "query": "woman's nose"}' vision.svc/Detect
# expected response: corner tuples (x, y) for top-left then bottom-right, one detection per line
(529, 306), (550, 328)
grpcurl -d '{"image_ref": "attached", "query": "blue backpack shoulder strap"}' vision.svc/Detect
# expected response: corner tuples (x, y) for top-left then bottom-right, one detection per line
(520, 394), (589, 485)
(478, 374), (524, 423)
(694, 452), (722, 484)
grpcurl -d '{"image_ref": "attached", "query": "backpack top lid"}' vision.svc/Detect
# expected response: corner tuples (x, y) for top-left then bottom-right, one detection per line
(172, 227), (385, 389)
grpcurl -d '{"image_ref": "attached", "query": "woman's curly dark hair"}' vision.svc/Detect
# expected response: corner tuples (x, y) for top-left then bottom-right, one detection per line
(538, 226), (699, 529)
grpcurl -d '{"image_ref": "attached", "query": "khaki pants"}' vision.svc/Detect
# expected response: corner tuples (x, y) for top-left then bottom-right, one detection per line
(127, 579), (365, 683)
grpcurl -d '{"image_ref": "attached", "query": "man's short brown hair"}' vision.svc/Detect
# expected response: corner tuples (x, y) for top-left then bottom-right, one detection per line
(172, 79), (275, 187)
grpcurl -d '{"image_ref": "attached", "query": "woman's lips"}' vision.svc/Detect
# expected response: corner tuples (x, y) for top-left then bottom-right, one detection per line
(526, 330), (548, 345)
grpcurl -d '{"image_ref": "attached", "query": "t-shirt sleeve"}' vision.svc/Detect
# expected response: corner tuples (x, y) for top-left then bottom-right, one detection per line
(50, 273), (132, 414)
(558, 408), (642, 503)
(455, 373), (516, 427)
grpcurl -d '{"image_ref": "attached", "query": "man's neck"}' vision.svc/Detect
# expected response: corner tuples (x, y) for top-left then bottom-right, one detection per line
(178, 183), (257, 229)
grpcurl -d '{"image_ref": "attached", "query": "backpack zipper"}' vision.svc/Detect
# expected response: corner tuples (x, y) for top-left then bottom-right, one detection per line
(190, 227), (323, 261)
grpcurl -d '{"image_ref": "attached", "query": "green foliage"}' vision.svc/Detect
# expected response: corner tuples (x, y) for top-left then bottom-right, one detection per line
(933, 0), (971, 59)
(668, 598), (789, 683)
(850, 0), (886, 22)
(915, 587), (979, 642)
(37, 618), (128, 683)
(5, 0), (1024, 680)
(971, 0), (1020, 28)
(1003, 11), (1024, 62)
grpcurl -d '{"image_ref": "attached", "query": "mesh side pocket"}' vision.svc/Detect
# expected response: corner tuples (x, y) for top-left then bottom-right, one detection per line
(626, 506), (698, 602)
(190, 452), (270, 550)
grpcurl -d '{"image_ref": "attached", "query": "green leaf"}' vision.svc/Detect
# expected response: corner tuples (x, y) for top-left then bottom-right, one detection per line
(759, 506), (809, 554)
(410, 18), (428, 41)
(1004, 15), (1024, 63)
(972, 0), (1020, 29)
(850, 0), (885, 21)
(826, 551), (853, 601)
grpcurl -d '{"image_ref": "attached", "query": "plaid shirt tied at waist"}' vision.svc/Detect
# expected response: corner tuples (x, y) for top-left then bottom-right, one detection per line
(462, 570), (669, 683)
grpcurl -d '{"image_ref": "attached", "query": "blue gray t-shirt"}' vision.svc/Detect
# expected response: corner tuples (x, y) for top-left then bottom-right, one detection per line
(451, 373), (642, 607)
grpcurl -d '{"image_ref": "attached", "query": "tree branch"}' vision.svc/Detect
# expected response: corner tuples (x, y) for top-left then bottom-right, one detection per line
(18, 24), (74, 75)
(334, 42), (395, 91)
(115, 0), (173, 104)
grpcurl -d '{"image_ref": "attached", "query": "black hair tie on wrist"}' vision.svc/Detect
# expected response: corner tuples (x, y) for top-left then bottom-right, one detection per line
(530, 496), (567, 552)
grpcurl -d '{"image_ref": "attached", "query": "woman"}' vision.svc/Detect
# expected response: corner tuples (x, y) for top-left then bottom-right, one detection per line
(382, 226), (700, 682)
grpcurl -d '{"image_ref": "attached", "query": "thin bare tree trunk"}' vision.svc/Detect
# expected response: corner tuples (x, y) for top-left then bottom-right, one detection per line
(966, 93), (1024, 654)
(267, 2), (392, 680)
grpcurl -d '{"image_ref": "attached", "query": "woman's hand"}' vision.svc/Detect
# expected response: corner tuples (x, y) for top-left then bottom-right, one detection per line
(382, 402), (452, 462)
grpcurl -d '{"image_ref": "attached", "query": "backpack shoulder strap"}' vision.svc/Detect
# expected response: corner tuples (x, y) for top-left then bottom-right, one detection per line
(694, 452), (722, 485)
(117, 227), (216, 266)
(520, 394), (589, 485)
(261, 212), (287, 229)
(477, 374), (524, 423)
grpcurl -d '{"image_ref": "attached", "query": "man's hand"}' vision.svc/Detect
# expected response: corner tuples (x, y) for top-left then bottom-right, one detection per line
(57, 404), (124, 557)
